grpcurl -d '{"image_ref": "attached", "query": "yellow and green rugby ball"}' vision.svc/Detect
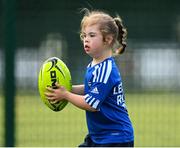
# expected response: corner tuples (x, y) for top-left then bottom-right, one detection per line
(38, 57), (72, 112)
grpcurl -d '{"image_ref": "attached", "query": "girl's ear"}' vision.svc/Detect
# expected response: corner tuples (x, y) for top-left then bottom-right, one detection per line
(105, 35), (113, 46)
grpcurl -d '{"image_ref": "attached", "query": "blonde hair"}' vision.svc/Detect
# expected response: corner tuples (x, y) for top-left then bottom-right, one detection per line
(80, 9), (127, 55)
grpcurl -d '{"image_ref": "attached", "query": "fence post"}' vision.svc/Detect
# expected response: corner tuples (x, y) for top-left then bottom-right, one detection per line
(3, 0), (16, 146)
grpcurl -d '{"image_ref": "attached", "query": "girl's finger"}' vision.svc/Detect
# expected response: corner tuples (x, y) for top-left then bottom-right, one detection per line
(55, 82), (61, 88)
(50, 100), (59, 104)
(46, 87), (54, 92)
(45, 92), (54, 97)
(47, 96), (55, 101)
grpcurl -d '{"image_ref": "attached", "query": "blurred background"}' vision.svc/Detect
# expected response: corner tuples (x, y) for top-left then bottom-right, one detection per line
(0, 0), (180, 146)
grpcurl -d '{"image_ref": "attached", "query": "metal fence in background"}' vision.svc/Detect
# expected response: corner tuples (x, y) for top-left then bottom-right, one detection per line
(1, 42), (178, 93)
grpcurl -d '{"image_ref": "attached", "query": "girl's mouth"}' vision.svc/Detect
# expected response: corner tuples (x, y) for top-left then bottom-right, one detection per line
(84, 45), (90, 52)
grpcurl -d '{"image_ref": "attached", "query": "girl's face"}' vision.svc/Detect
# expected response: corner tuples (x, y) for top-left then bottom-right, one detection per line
(82, 24), (106, 58)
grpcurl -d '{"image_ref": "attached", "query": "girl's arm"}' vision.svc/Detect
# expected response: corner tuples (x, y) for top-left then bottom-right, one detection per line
(65, 91), (96, 111)
(45, 83), (96, 112)
(71, 85), (84, 95)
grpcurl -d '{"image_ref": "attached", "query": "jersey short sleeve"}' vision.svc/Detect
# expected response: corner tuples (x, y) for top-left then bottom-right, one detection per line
(84, 59), (115, 110)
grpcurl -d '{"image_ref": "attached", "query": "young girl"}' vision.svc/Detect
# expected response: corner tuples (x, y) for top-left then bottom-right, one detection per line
(45, 9), (134, 147)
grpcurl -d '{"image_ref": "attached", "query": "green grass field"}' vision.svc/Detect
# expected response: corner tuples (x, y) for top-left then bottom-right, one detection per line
(0, 93), (180, 146)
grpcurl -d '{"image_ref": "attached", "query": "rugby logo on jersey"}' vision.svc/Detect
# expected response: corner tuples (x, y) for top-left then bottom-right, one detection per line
(90, 87), (99, 94)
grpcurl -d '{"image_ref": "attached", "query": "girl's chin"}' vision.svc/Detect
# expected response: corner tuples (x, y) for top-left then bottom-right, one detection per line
(85, 51), (93, 57)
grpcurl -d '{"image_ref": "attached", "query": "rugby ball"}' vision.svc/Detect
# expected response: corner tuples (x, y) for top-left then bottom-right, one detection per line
(38, 57), (72, 111)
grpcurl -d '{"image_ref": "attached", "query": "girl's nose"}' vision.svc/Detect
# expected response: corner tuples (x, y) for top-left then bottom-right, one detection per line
(84, 37), (89, 43)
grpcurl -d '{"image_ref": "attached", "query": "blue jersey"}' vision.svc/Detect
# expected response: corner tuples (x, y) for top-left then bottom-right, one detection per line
(84, 57), (134, 144)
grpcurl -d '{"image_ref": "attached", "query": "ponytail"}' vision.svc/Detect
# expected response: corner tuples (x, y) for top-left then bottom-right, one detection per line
(114, 16), (127, 55)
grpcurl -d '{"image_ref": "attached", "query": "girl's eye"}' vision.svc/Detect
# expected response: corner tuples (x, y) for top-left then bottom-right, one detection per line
(90, 34), (95, 37)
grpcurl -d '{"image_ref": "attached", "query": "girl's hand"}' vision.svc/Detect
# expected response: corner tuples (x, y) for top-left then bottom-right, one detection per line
(45, 82), (67, 104)
(45, 83), (96, 112)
